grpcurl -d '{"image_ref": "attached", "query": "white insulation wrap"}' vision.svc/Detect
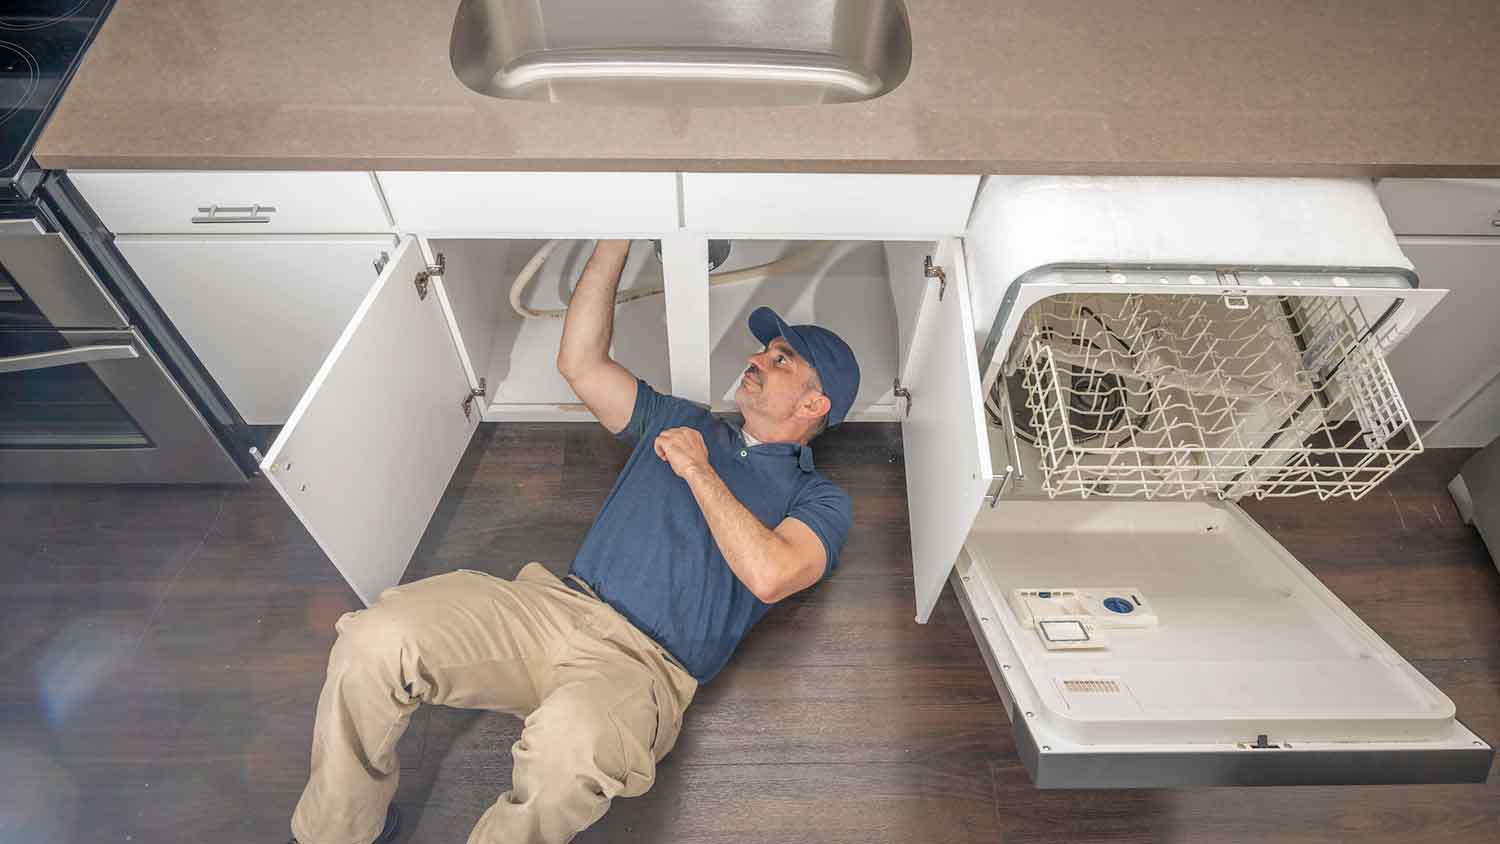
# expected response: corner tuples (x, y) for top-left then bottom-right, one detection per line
(964, 177), (1414, 335)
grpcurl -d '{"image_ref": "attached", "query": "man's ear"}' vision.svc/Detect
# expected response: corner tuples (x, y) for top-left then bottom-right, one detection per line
(799, 391), (832, 419)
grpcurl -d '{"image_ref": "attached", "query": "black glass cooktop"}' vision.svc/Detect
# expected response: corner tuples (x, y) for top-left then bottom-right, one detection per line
(0, 0), (114, 190)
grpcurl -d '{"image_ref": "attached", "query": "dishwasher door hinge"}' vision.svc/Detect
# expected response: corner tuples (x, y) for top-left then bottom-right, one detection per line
(924, 255), (947, 301)
(892, 378), (913, 418)
(414, 253), (446, 300)
(461, 377), (487, 421)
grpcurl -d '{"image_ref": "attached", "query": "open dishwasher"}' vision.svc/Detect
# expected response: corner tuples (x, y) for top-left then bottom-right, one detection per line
(900, 177), (1492, 787)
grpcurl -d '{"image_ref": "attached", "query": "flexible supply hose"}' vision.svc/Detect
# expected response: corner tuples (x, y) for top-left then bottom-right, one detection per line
(509, 240), (842, 320)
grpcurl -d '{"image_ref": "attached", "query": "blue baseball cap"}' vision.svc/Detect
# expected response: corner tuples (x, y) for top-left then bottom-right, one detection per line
(748, 306), (861, 427)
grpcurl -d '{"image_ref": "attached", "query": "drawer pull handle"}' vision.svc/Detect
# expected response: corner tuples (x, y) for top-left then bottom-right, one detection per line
(191, 204), (277, 224)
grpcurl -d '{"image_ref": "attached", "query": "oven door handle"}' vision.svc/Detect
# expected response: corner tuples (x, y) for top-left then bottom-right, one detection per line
(0, 342), (140, 374)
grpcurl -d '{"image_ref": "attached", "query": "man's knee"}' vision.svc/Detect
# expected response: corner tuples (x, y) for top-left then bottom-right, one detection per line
(514, 685), (657, 800)
(328, 603), (421, 678)
(328, 574), (464, 670)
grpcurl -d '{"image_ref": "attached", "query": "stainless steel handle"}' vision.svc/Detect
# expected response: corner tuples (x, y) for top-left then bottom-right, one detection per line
(0, 343), (140, 374)
(191, 203), (277, 224)
(998, 378), (1025, 483)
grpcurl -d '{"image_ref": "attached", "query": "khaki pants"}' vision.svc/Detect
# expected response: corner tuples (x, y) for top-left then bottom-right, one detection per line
(290, 564), (697, 844)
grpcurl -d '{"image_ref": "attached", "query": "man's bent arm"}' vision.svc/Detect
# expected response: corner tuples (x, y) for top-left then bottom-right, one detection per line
(681, 463), (826, 604)
(557, 240), (639, 434)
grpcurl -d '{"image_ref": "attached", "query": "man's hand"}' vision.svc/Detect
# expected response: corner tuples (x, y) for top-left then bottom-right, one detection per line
(654, 427), (710, 480)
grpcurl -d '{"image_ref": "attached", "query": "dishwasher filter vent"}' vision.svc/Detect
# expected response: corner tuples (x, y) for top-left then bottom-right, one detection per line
(1003, 291), (1422, 501)
(1060, 678), (1123, 695)
(1053, 675), (1143, 718)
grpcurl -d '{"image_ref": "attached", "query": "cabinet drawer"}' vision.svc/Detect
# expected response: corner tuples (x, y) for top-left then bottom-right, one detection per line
(682, 173), (980, 237)
(1377, 179), (1500, 236)
(71, 171), (391, 234)
(376, 172), (679, 236)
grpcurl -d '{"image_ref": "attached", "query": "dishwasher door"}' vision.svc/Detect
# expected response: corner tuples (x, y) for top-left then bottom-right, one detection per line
(953, 499), (1491, 788)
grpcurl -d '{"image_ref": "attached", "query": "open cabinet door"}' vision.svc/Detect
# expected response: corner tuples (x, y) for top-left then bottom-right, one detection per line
(901, 239), (996, 623)
(260, 236), (479, 605)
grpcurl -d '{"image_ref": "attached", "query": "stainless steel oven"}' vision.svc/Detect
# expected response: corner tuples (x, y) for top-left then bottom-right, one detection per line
(0, 178), (250, 483)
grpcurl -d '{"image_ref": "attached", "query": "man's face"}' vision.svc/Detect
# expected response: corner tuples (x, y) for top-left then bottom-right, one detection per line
(735, 337), (820, 423)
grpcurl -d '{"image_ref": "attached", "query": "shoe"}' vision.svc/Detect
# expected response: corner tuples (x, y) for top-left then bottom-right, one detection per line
(287, 805), (401, 844)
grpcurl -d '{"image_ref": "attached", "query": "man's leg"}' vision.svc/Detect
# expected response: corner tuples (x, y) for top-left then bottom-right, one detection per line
(465, 611), (696, 844)
(290, 568), (591, 844)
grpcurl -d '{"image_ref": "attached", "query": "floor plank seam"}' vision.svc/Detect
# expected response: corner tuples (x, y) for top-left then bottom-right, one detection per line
(131, 491), (229, 655)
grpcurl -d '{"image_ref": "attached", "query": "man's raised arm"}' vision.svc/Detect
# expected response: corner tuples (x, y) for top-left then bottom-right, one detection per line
(556, 240), (640, 434)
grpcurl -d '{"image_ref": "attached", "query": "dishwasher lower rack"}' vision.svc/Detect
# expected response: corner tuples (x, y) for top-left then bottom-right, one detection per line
(994, 291), (1422, 501)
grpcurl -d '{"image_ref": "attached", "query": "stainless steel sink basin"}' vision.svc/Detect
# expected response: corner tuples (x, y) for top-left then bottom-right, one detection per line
(450, 0), (913, 106)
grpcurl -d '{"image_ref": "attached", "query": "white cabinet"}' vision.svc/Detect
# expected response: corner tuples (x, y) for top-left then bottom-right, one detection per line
(116, 236), (395, 424)
(1377, 179), (1500, 237)
(376, 172), (679, 236)
(1377, 178), (1500, 444)
(1382, 238), (1500, 427)
(682, 173), (980, 238)
(71, 171), (391, 234)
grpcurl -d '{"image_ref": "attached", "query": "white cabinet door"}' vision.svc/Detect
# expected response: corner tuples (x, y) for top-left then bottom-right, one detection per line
(900, 238), (996, 623)
(260, 236), (479, 605)
(376, 172), (679, 236)
(71, 171), (392, 234)
(117, 236), (394, 424)
(682, 173), (981, 238)
(1383, 238), (1500, 425)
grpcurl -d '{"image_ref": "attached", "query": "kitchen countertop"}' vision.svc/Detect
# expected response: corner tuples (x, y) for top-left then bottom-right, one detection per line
(33, 0), (1500, 175)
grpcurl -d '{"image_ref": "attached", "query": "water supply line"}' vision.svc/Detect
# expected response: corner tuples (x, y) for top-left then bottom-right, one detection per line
(508, 239), (846, 320)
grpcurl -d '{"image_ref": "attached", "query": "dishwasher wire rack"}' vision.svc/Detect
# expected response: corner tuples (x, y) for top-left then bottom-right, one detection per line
(1000, 292), (1422, 501)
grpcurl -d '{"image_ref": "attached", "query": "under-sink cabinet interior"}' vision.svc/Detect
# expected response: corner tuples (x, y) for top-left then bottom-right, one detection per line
(427, 237), (925, 422)
(258, 232), (941, 610)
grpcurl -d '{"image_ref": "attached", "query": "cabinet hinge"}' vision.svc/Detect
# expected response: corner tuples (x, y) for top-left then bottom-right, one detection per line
(414, 253), (446, 301)
(461, 378), (487, 421)
(924, 255), (947, 301)
(373, 250), (390, 276)
(892, 377), (912, 418)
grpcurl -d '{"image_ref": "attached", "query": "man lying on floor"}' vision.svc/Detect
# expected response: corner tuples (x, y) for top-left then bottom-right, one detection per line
(288, 239), (859, 844)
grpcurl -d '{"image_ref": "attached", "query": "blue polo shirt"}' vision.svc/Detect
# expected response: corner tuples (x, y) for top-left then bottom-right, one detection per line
(569, 380), (853, 683)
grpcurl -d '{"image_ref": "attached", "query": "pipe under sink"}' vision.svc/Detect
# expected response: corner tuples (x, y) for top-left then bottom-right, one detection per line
(450, 0), (913, 106)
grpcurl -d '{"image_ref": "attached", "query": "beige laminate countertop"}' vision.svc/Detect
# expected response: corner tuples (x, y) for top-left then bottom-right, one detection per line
(33, 0), (1500, 175)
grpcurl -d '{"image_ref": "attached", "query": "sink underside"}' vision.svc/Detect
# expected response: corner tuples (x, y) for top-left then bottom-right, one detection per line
(451, 0), (913, 107)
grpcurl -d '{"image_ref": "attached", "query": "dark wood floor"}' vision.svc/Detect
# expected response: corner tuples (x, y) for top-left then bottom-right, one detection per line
(2, 423), (1497, 843)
